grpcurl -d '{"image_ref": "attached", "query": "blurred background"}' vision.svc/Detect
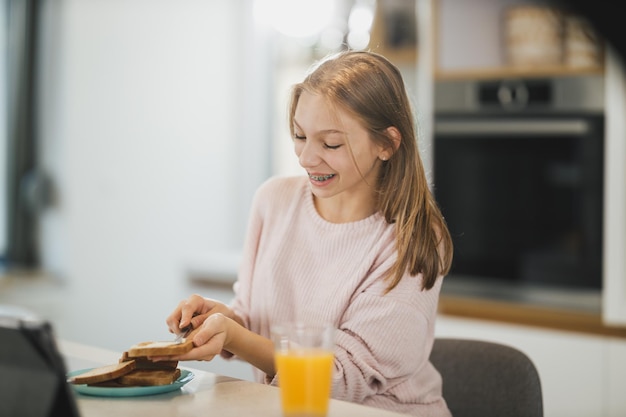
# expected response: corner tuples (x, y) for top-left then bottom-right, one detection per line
(1, 1), (625, 416)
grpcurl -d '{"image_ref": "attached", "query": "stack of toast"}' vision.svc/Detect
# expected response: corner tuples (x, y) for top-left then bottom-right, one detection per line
(68, 339), (194, 387)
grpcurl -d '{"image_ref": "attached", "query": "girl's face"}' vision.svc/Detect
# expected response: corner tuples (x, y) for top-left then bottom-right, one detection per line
(292, 91), (386, 220)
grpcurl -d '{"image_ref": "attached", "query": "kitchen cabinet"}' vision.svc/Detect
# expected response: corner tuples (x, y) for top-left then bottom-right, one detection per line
(426, 0), (626, 327)
(426, 2), (626, 413)
(607, 339), (626, 417)
(434, 0), (604, 80)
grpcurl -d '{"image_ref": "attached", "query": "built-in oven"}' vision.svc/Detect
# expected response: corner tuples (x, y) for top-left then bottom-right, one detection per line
(433, 76), (604, 309)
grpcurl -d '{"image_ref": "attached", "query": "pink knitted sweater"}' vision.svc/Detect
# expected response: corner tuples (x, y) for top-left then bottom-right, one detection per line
(230, 175), (451, 417)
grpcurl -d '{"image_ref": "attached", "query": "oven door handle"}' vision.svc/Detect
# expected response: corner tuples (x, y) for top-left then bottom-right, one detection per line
(434, 119), (592, 136)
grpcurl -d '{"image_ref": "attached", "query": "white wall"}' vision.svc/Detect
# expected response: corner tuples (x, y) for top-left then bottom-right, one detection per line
(34, 0), (273, 381)
(37, 0), (270, 285)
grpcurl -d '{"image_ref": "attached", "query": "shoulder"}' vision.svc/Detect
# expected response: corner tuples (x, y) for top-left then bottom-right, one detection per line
(252, 175), (308, 209)
(258, 175), (305, 192)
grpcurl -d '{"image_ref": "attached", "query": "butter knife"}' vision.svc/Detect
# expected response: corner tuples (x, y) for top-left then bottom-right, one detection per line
(173, 324), (192, 344)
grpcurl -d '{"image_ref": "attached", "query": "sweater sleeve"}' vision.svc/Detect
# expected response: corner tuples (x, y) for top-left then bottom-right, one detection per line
(331, 271), (441, 404)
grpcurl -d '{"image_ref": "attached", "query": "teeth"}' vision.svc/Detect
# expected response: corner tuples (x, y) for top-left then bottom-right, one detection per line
(310, 174), (334, 181)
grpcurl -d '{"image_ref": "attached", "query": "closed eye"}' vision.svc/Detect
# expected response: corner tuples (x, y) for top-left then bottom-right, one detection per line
(293, 132), (341, 149)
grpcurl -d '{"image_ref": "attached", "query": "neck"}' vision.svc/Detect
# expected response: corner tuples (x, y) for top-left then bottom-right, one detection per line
(313, 193), (377, 223)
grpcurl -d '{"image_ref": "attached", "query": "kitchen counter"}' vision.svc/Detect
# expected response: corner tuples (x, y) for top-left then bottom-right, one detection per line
(439, 293), (626, 339)
(438, 275), (626, 338)
(60, 340), (409, 417)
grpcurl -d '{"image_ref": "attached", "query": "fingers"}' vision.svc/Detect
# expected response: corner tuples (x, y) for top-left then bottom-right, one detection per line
(175, 333), (224, 362)
(191, 313), (227, 348)
(156, 313), (230, 363)
(180, 294), (207, 327)
(186, 312), (207, 331)
(164, 300), (187, 334)
(165, 294), (208, 334)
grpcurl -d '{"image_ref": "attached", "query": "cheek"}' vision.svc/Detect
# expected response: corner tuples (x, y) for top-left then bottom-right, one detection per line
(352, 148), (379, 168)
(331, 155), (360, 174)
(293, 140), (303, 156)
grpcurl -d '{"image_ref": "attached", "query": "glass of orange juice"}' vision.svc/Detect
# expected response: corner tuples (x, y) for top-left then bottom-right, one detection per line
(271, 323), (335, 417)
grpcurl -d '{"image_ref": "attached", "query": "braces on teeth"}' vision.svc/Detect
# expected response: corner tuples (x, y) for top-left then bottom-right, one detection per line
(310, 174), (334, 181)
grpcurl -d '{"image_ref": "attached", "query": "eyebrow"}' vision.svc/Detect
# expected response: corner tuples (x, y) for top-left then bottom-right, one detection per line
(293, 119), (345, 136)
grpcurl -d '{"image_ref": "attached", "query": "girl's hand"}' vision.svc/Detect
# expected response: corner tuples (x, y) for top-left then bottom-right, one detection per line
(165, 294), (237, 337)
(152, 313), (235, 362)
(158, 305), (276, 375)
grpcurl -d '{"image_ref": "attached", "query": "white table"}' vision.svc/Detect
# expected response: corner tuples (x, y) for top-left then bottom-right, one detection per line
(60, 340), (409, 417)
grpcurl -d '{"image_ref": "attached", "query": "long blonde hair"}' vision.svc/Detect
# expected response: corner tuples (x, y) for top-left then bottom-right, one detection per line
(289, 50), (453, 292)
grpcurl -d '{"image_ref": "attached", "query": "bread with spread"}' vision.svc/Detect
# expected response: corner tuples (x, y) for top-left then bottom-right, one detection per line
(127, 339), (193, 357)
(68, 339), (192, 387)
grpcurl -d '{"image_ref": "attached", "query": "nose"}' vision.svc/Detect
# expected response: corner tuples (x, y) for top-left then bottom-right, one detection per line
(297, 140), (321, 169)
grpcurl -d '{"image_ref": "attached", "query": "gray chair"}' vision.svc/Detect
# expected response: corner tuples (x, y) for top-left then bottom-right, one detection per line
(430, 338), (543, 417)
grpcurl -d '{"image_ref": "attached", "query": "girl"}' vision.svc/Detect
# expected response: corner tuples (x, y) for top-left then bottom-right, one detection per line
(162, 51), (453, 417)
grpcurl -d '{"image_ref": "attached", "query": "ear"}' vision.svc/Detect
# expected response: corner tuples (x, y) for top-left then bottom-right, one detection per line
(379, 126), (401, 161)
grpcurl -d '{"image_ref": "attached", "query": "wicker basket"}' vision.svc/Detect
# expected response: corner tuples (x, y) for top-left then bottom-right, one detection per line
(504, 5), (563, 67)
(563, 14), (602, 68)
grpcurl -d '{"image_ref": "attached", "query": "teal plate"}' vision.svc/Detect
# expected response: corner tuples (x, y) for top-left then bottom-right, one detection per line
(67, 368), (194, 397)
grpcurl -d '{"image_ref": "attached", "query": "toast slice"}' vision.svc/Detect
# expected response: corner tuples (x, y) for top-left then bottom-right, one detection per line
(116, 368), (182, 386)
(127, 339), (193, 358)
(119, 351), (178, 370)
(87, 379), (127, 388)
(68, 360), (136, 385)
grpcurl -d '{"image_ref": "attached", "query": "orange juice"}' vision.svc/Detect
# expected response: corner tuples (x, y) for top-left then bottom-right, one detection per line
(275, 349), (334, 417)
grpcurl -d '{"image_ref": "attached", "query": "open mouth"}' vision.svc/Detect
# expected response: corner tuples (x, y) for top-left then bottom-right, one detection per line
(309, 174), (335, 181)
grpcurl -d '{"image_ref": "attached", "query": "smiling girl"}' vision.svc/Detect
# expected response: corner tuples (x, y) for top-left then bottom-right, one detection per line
(163, 51), (453, 417)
